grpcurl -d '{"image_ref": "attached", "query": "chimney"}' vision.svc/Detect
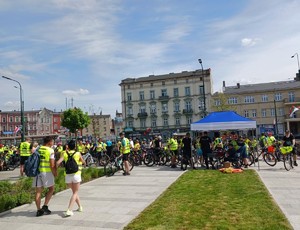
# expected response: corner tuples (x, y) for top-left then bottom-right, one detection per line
(237, 83), (240, 88)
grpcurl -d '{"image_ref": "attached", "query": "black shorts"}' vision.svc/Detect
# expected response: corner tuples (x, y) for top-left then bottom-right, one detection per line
(20, 156), (29, 165)
(122, 153), (129, 161)
(170, 150), (178, 156)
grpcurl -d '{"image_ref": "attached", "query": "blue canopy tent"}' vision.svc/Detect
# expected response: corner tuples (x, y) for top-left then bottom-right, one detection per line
(191, 111), (256, 131)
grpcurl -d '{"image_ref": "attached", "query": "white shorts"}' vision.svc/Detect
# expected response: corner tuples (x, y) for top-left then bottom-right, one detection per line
(65, 174), (82, 184)
(32, 172), (55, 188)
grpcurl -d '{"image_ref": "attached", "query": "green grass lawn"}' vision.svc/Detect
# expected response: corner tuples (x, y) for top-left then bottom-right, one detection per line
(125, 170), (292, 230)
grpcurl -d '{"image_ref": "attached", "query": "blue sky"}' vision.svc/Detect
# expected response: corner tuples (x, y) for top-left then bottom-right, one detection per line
(1, 0), (300, 117)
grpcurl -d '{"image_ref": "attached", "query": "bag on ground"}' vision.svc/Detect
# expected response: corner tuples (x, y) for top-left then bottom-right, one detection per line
(24, 147), (40, 177)
(65, 151), (78, 174)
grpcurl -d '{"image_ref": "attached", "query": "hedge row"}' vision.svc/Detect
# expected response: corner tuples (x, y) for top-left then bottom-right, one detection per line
(0, 167), (105, 213)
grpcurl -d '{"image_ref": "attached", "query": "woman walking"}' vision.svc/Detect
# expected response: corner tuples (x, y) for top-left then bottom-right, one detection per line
(56, 140), (85, 217)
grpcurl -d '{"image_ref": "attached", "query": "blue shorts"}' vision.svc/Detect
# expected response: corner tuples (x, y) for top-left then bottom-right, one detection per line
(197, 149), (203, 156)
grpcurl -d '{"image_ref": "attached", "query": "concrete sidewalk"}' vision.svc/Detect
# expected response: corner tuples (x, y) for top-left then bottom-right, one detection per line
(0, 166), (184, 230)
(254, 160), (300, 230)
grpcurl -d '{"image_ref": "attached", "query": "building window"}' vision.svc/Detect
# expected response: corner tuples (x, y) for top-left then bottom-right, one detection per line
(104, 127), (107, 131)
(163, 117), (168, 126)
(262, 109), (267, 117)
(127, 92), (132, 101)
(128, 121), (133, 128)
(252, 109), (257, 117)
(278, 108), (284, 116)
(151, 83), (153, 87)
(161, 89), (168, 97)
(151, 119), (156, 128)
(162, 81), (165, 86)
(139, 91), (144, 101)
(173, 88), (179, 97)
(150, 90), (155, 99)
(150, 104), (156, 113)
(271, 108), (275, 116)
(288, 92), (295, 102)
(244, 96), (255, 103)
(174, 101), (180, 112)
(140, 119), (146, 128)
(244, 110), (249, 118)
(54, 118), (57, 122)
(185, 87), (190, 96)
(174, 79), (177, 84)
(186, 79), (189, 83)
(261, 94), (268, 102)
(214, 99), (221, 106)
(175, 117), (180, 126)
(140, 105), (146, 113)
(15, 116), (19, 122)
(199, 98), (205, 110)
(127, 85), (130, 89)
(199, 85), (204, 95)
(187, 117), (192, 125)
(162, 102), (168, 112)
(2, 126), (5, 131)
(185, 101), (192, 111)
(274, 93), (282, 101)
(228, 97), (238, 104)
(128, 106), (133, 115)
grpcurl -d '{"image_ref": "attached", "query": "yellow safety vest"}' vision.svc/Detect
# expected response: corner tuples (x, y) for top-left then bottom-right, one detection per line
(20, 141), (31, 157)
(168, 138), (178, 151)
(39, 146), (52, 173)
(121, 138), (130, 154)
(63, 150), (82, 175)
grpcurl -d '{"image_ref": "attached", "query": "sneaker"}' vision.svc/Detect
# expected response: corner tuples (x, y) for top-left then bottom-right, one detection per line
(42, 205), (51, 215)
(123, 172), (127, 176)
(171, 165), (177, 168)
(77, 206), (83, 212)
(64, 209), (74, 217)
(294, 162), (298, 167)
(36, 209), (44, 217)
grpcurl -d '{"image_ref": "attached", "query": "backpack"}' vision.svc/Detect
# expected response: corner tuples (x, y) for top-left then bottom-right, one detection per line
(24, 147), (40, 177)
(65, 151), (79, 174)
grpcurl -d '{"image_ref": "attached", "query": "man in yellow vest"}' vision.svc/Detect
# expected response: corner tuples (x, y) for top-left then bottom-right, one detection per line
(168, 133), (178, 168)
(33, 136), (57, 217)
(119, 132), (131, 175)
(19, 137), (32, 176)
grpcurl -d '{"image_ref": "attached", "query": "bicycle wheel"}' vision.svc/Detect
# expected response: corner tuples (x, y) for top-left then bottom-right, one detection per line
(283, 153), (293, 171)
(104, 162), (115, 176)
(247, 152), (255, 166)
(158, 153), (167, 165)
(143, 154), (155, 167)
(263, 152), (277, 166)
(99, 154), (110, 166)
(121, 156), (134, 172)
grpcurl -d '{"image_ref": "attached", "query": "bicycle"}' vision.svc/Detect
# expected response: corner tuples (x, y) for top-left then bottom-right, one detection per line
(280, 146), (294, 171)
(82, 152), (98, 167)
(104, 153), (134, 176)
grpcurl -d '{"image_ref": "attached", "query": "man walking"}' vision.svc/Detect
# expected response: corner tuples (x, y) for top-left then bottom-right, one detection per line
(181, 132), (194, 170)
(33, 136), (57, 217)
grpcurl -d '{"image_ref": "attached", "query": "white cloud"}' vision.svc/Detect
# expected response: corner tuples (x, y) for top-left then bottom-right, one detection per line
(62, 89), (89, 96)
(241, 38), (260, 47)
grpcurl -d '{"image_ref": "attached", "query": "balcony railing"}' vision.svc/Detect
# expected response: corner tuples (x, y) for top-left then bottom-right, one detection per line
(137, 112), (148, 118)
(158, 95), (169, 100)
(283, 98), (300, 104)
(182, 109), (193, 114)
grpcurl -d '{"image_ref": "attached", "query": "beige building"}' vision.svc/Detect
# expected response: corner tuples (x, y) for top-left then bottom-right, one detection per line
(120, 69), (213, 139)
(82, 113), (112, 139)
(212, 80), (300, 136)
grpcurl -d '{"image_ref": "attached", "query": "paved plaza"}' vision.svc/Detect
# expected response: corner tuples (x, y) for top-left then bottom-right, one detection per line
(0, 161), (300, 229)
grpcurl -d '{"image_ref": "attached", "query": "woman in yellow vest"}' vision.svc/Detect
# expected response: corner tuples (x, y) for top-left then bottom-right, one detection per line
(56, 140), (85, 217)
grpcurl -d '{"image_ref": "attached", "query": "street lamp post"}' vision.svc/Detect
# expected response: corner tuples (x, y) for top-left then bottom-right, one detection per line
(198, 59), (207, 117)
(2, 76), (25, 142)
(291, 53), (300, 76)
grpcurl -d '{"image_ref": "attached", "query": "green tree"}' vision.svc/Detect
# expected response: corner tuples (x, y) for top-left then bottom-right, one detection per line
(61, 107), (90, 135)
(211, 92), (234, 112)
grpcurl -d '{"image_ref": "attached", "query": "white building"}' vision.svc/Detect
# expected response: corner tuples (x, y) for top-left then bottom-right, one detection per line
(119, 69), (212, 139)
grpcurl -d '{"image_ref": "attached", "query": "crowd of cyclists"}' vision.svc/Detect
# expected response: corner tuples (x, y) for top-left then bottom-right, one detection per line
(0, 128), (298, 175)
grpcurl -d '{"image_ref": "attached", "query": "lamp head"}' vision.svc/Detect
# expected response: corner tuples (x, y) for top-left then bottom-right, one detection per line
(198, 59), (202, 64)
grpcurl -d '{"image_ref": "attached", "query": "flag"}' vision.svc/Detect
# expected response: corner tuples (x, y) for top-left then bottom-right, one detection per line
(289, 106), (299, 118)
(14, 126), (20, 133)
